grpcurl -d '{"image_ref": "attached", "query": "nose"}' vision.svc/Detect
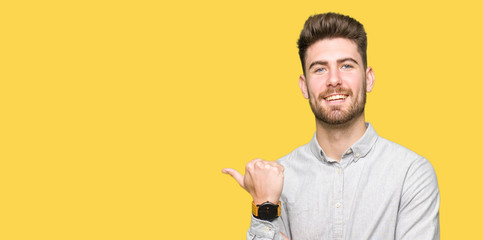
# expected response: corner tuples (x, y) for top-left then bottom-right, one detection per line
(327, 68), (341, 87)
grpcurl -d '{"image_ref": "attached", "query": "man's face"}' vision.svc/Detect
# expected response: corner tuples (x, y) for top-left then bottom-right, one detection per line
(299, 38), (374, 125)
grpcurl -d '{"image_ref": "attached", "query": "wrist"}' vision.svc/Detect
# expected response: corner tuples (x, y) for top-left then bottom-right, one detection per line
(252, 201), (281, 221)
(253, 197), (280, 205)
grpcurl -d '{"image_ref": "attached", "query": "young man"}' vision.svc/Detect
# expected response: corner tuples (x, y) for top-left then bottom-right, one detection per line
(223, 12), (440, 240)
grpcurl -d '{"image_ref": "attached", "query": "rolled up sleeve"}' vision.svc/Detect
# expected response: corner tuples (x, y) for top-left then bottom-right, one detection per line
(247, 215), (284, 240)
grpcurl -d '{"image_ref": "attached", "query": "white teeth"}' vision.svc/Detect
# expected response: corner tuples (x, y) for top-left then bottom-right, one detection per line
(325, 94), (347, 101)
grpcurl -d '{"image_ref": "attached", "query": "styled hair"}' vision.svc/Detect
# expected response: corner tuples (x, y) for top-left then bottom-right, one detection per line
(297, 12), (367, 75)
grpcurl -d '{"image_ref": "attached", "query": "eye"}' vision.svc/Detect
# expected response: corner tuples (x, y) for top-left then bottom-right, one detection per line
(341, 64), (353, 70)
(315, 68), (327, 73)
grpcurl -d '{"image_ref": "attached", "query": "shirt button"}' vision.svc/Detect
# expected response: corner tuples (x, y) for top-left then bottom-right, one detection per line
(355, 153), (360, 158)
(335, 202), (341, 208)
(347, 149), (352, 154)
(337, 168), (342, 174)
(265, 227), (270, 231)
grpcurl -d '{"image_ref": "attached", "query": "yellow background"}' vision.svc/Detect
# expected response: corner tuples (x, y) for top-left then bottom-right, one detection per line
(1, 0), (482, 239)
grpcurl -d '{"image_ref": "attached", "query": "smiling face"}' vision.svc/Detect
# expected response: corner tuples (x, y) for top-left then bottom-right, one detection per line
(299, 38), (375, 125)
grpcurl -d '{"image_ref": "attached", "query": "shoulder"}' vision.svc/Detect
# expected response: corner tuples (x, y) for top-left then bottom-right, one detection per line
(373, 137), (431, 168)
(375, 137), (420, 160)
(276, 141), (313, 167)
(374, 136), (438, 186)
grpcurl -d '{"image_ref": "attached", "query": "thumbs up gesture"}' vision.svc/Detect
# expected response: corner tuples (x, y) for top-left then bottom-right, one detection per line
(222, 159), (284, 205)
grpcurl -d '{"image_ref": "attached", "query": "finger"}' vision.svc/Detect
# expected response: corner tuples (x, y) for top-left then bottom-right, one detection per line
(246, 158), (263, 170)
(267, 161), (284, 172)
(256, 161), (265, 168)
(266, 161), (281, 167)
(222, 168), (245, 189)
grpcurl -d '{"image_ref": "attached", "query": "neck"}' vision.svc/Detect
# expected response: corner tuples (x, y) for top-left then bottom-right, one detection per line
(315, 114), (367, 161)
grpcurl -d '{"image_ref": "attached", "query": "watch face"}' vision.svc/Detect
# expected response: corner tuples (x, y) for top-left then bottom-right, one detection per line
(258, 203), (278, 220)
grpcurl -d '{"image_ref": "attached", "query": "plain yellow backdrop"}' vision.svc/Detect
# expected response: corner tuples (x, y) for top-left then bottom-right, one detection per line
(1, 0), (482, 239)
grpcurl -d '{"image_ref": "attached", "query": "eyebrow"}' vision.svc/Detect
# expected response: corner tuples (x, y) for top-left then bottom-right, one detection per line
(308, 58), (359, 70)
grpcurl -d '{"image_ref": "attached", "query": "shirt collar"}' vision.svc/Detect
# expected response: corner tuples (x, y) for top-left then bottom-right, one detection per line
(309, 122), (379, 163)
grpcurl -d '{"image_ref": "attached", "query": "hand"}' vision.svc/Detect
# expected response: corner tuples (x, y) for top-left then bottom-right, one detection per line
(222, 159), (284, 205)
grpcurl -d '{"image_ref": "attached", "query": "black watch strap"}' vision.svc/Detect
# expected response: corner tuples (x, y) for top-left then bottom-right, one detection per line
(252, 201), (281, 221)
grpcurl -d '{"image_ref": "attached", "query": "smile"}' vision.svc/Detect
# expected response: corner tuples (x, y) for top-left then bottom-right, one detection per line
(324, 94), (348, 102)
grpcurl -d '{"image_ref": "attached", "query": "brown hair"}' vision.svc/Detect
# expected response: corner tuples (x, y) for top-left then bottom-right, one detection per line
(297, 12), (367, 75)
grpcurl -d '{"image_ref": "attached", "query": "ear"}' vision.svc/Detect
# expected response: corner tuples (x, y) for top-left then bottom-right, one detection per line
(299, 74), (309, 99)
(365, 67), (375, 93)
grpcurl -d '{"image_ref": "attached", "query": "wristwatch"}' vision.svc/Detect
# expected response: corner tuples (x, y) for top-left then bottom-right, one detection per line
(252, 201), (281, 221)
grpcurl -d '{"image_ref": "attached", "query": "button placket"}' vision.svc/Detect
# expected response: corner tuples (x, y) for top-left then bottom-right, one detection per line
(332, 163), (344, 239)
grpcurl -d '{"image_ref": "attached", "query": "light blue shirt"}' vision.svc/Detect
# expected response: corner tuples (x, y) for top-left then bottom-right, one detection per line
(248, 123), (439, 240)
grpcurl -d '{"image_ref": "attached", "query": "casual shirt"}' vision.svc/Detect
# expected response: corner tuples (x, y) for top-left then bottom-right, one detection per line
(247, 123), (440, 240)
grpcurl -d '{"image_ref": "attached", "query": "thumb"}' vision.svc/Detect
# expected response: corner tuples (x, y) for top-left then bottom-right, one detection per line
(222, 168), (245, 189)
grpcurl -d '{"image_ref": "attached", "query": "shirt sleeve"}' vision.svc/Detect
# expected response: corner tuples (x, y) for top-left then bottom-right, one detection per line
(247, 215), (284, 240)
(395, 157), (440, 240)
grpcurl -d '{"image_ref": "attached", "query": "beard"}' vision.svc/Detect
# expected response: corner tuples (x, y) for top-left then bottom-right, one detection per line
(308, 83), (366, 125)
